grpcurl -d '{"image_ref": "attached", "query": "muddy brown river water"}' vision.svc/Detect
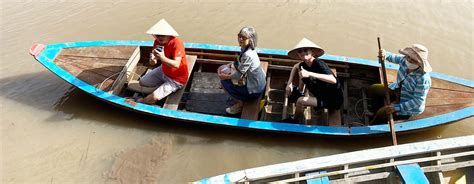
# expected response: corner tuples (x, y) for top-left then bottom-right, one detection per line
(1, 1), (472, 183)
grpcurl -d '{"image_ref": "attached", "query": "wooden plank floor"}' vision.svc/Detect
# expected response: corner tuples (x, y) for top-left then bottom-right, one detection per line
(241, 62), (268, 120)
(185, 72), (232, 115)
(53, 46), (136, 90)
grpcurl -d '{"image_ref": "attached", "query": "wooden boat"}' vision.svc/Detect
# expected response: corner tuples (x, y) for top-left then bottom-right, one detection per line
(192, 135), (474, 183)
(29, 40), (474, 136)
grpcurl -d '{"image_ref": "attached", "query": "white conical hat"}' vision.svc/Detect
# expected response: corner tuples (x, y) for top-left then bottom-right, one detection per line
(146, 19), (179, 36)
(288, 38), (325, 60)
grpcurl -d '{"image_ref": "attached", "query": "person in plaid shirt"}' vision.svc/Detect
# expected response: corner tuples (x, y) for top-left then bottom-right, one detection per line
(369, 44), (432, 124)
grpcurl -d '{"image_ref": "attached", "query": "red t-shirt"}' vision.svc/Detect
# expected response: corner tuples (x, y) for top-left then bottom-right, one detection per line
(153, 37), (188, 84)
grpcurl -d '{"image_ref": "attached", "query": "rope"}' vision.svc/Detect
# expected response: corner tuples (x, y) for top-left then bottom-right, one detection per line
(354, 97), (373, 124)
(236, 169), (250, 182)
(97, 70), (141, 93)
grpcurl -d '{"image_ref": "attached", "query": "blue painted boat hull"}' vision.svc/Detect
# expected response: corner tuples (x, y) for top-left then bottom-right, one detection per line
(30, 40), (474, 136)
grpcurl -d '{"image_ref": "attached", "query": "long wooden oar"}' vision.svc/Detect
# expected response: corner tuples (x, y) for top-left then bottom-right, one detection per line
(377, 37), (398, 145)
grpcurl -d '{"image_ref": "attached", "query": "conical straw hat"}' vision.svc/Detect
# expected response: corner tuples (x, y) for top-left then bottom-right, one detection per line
(146, 19), (179, 36)
(288, 38), (325, 60)
(399, 44), (432, 73)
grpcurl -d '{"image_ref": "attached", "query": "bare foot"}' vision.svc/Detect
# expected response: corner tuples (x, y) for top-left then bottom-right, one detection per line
(137, 95), (157, 105)
(125, 98), (137, 106)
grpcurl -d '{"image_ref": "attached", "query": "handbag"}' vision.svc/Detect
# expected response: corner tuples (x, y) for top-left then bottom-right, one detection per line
(231, 55), (248, 86)
(288, 86), (304, 103)
(231, 74), (247, 86)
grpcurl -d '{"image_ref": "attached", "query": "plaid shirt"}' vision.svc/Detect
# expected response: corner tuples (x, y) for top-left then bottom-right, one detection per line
(385, 52), (431, 116)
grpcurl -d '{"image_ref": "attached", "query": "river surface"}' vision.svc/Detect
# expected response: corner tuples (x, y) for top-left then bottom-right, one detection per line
(1, 0), (473, 183)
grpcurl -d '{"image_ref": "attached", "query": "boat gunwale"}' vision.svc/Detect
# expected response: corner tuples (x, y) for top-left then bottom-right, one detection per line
(192, 135), (474, 183)
(32, 40), (474, 136)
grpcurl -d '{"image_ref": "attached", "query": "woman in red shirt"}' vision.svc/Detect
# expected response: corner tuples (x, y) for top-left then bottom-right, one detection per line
(138, 19), (188, 105)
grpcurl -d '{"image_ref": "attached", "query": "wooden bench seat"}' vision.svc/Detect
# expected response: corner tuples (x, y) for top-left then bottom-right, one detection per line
(127, 55), (197, 110)
(323, 108), (342, 126)
(163, 55), (197, 110)
(240, 62), (269, 120)
(326, 67), (343, 126)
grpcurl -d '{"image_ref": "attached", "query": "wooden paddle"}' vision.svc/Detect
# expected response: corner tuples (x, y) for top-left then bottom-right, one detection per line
(377, 37), (398, 145)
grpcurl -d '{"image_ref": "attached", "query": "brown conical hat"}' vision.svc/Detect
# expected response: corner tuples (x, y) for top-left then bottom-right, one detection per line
(288, 38), (325, 60)
(399, 44), (432, 72)
(146, 19), (179, 36)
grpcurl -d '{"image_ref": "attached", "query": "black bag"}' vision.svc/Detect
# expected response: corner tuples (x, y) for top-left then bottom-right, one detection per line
(288, 86), (304, 103)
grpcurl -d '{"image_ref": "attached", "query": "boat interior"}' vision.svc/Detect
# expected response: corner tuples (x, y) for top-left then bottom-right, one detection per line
(52, 45), (474, 127)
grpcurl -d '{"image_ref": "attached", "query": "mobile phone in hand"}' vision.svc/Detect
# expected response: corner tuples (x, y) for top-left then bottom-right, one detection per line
(155, 46), (163, 52)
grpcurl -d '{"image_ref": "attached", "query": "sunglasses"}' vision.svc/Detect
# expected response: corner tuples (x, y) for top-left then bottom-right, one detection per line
(297, 48), (312, 54)
(237, 34), (249, 40)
